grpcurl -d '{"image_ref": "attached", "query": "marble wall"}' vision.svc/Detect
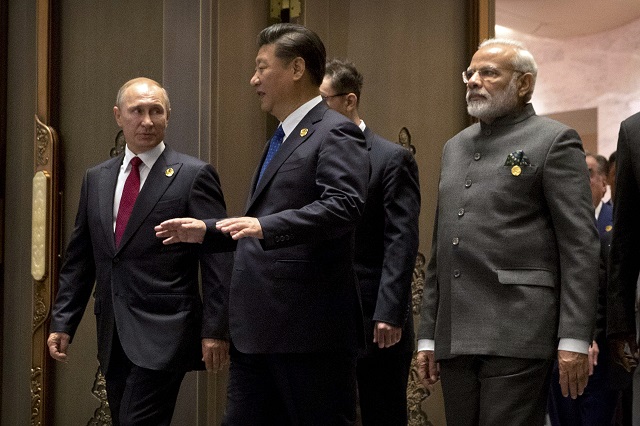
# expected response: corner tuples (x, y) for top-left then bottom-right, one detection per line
(496, 17), (640, 158)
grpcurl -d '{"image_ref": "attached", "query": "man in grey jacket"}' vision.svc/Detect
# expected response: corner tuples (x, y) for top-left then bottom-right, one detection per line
(416, 39), (599, 426)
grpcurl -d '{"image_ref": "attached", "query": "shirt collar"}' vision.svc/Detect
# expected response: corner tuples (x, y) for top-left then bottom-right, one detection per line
(594, 200), (603, 220)
(124, 141), (165, 169)
(280, 96), (323, 141)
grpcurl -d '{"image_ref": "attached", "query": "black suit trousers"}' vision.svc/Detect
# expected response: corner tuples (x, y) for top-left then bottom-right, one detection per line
(105, 331), (186, 426)
(223, 344), (357, 426)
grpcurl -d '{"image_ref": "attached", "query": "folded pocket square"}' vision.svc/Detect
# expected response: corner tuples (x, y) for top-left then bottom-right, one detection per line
(504, 150), (531, 166)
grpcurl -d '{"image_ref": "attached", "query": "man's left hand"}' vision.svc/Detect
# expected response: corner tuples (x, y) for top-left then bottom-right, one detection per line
(216, 217), (263, 240)
(558, 349), (590, 399)
(201, 338), (230, 372)
(373, 321), (402, 348)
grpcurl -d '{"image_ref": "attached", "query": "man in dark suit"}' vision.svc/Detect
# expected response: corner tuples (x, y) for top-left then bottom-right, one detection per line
(320, 58), (420, 425)
(608, 111), (640, 423)
(547, 152), (617, 425)
(156, 24), (369, 425)
(47, 77), (232, 425)
(416, 39), (599, 425)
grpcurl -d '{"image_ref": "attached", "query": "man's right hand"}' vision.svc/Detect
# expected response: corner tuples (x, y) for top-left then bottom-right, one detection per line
(154, 218), (207, 244)
(609, 334), (639, 373)
(416, 350), (439, 388)
(47, 332), (71, 362)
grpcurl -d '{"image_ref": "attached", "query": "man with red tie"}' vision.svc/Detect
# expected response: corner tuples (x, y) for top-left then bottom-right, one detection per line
(47, 77), (233, 425)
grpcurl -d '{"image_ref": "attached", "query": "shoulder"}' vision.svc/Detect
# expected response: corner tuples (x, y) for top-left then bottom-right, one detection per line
(163, 146), (208, 168)
(622, 111), (640, 129)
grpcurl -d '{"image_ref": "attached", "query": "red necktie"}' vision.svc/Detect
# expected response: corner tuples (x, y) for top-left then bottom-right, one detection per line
(115, 156), (143, 247)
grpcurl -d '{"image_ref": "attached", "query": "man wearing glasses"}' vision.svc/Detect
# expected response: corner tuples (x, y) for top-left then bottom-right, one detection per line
(416, 39), (599, 425)
(320, 59), (421, 426)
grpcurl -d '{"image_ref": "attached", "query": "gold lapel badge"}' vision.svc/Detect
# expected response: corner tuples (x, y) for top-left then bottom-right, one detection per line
(605, 225), (613, 232)
(300, 128), (308, 137)
(165, 167), (174, 177)
(511, 165), (522, 176)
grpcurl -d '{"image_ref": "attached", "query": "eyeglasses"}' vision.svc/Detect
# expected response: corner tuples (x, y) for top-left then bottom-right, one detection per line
(462, 67), (523, 84)
(321, 93), (349, 101)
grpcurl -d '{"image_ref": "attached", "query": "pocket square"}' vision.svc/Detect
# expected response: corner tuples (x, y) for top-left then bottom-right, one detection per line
(504, 150), (531, 167)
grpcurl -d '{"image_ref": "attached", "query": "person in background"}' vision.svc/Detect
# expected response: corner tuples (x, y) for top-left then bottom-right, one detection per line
(608, 151), (617, 205)
(547, 152), (617, 426)
(47, 77), (233, 425)
(416, 39), (599, 426)
(321, 58), (421, 425)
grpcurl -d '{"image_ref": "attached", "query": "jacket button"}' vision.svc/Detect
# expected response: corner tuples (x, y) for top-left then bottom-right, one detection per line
(453, 270), (461, 278)
(465, 179), (472, 188)
(452, 237), (459, 246)
(458, 208), (465, 217)
(474, 152), (481, 161)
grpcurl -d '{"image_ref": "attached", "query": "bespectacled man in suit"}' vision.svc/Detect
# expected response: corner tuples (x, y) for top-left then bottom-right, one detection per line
(416, 39), (599, 426)
(320, 58), (421, 426)
(47, 77), (233, 425)
(155, 24), (369, 425)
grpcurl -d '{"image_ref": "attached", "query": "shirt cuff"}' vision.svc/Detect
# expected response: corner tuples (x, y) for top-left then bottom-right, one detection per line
(558, 338), (590, 354)
(417, 339), (435, 352)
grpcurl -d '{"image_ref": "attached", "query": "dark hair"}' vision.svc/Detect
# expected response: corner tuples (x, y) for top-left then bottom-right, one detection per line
(257, 23), (326, 87)
(608, 150), (616, 166)
(325, 59), (364, 105)
(586, 152), (609, 177)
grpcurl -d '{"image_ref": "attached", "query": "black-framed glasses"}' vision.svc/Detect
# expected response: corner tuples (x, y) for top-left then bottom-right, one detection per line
(321, 93), (350, 101)
(462, 67), (523, 84)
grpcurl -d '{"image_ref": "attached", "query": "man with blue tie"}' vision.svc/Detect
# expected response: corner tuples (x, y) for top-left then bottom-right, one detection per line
(156, 24), (369, 424)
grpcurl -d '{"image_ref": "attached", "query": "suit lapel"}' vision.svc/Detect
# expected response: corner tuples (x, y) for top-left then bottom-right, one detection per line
(99, 155), (124, 253)
(248, 102), (326, 209)
(116, 147), (183, 252)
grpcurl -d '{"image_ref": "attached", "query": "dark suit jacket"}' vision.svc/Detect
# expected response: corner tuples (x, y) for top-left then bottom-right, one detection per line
(50, 146), (232, 374)
(608, 111), (640, 338)
(418, 104), (599, 360)
(211, 101), (368, 354)
(596, 201), (613, 237)
(355, 126), (420, 356)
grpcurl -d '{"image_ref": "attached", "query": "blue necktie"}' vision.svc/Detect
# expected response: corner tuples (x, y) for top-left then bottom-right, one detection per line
(258, 125), (285, 183)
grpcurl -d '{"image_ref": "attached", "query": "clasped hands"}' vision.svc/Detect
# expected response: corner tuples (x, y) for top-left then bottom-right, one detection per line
(154, 216), (263, 244)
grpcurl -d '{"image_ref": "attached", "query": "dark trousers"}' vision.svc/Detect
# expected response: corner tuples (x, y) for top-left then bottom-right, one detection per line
(439, 355), (553, 426)
(222, 344), (358, 426)
(104, 332), (186, 426)
(547, 350), (617, 426)
(356, 350), (413, 426)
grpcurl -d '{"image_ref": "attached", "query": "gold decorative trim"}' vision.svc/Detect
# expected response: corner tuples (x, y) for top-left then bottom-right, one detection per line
(31, 171), (49, 281)
(30, 367), (43, 426)
(411, 252), (426, 315)
(109, 130), (126, 158)
(87, 367), (112, 425)
(35, 119), (51, 167)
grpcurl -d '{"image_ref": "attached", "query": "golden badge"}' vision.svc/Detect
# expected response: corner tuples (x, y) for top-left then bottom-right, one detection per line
(165, 167), (174, 177)
(300, 128), (308, 137)
(605, 225), (613, 232)
(511, 165), (522, 176)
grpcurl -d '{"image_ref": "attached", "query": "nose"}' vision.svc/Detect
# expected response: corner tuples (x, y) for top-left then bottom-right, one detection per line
(141, 111), (153, 127)
(467, 71), (482, 88)
(250, 73), (259, 86)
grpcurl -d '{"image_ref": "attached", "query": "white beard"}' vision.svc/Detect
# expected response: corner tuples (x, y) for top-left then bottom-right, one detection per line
(466, 76), (519, 122)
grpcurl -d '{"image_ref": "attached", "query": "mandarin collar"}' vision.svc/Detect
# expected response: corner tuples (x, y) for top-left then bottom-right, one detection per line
(479, 103), (535, 131)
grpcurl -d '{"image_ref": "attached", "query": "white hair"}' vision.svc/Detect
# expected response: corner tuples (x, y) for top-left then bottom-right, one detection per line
(479, 38), (538, 102)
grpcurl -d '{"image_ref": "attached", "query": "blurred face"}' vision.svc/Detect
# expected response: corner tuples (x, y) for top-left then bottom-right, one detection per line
(586, 155), (607, 207)
(319, 76), (349, 118)
(465, 45), (523, 123)
(250, 43), (294, 121)
(113, 82), (169, 154)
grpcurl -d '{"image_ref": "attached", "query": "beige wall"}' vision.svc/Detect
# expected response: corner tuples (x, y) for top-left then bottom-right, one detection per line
(2, 1), (472, 424)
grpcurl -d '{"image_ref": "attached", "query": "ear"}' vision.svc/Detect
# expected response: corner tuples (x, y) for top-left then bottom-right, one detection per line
(291, 57), (306, 81)
(113, 106), (122, 127)
(517, 73), (534, 99)
(345, 93), (358, 112)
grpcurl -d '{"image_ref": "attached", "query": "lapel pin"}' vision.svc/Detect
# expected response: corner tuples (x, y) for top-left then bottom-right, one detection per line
(300, 128), (308, 137)
(165, 167), (174, 177)
(605, 225), (612, 232)
(511, 165), (522, 176)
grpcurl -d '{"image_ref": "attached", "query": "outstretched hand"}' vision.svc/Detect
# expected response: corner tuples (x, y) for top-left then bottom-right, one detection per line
(155, 218), (207, 244)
